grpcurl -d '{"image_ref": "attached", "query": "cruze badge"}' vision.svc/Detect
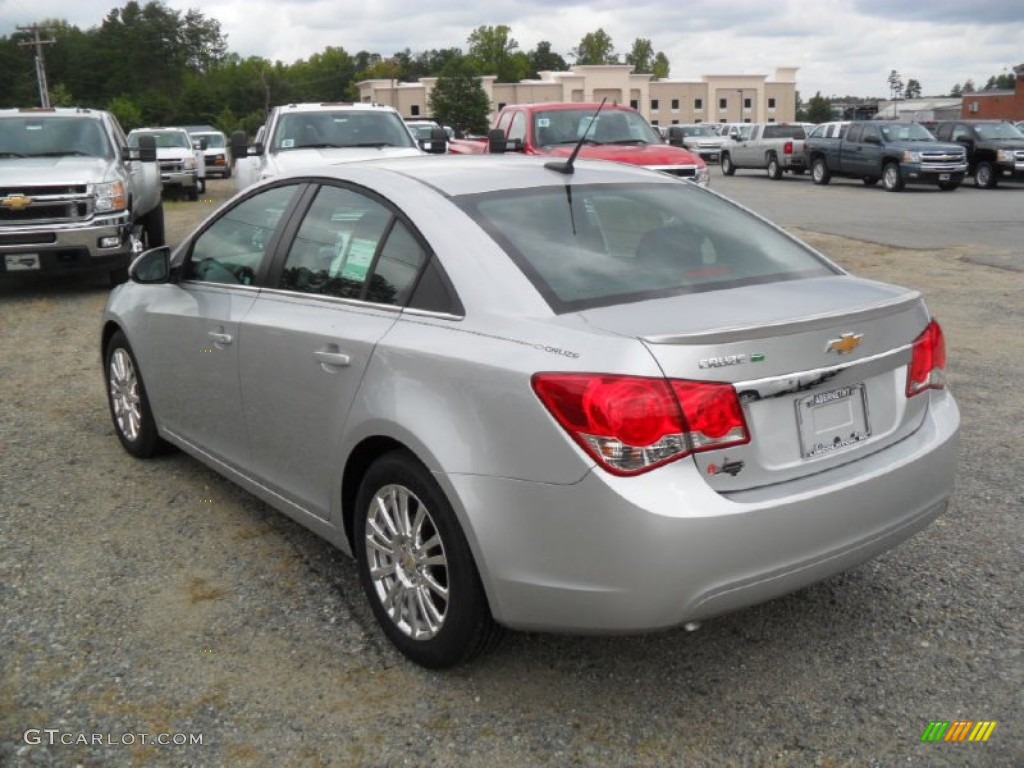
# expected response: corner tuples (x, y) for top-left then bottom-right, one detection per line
(1, 193), (33, 211)
(826, 333), (863, 355)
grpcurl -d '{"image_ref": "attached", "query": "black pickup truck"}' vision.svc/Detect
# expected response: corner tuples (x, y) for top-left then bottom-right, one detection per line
(928, 120), (1024, 188)
(804, 121), (967, 192)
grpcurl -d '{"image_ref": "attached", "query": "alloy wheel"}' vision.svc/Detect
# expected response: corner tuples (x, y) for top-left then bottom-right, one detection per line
(109, 348), (142, 442)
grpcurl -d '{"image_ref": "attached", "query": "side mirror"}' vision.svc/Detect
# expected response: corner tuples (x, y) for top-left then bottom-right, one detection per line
(728, 130), (740, 141)
(129, 246), (171, 284)
(231, 130), (254, 159)
(487, 128), (508, 154)
(420, 126), (448, 154)
(137, 134), (157, 162)
(199, 137), (209, 150)
(666, 126), (685, 147)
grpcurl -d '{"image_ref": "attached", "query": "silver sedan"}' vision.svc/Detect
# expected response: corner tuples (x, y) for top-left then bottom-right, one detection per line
(102, 155), (960, 668)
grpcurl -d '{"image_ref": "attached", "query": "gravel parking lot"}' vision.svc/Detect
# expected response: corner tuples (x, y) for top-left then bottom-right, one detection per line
(1, 178), (1021, 767)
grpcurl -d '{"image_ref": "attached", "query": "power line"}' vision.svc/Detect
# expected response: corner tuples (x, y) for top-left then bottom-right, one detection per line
(16, 24), (56, 108)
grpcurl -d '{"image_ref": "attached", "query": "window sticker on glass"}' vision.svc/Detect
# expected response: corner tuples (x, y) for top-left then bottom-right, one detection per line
(281, 138), (295, 148)
(342, 238), (377, 281)
(536, 118), (550, 128)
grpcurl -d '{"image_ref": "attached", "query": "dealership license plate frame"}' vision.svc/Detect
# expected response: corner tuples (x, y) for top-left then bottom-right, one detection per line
(796, 383), (871, 459)
(5, 253), (41, 271)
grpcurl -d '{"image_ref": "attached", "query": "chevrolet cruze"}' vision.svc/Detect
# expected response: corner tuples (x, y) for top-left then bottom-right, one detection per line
(102, 155), (960, 667)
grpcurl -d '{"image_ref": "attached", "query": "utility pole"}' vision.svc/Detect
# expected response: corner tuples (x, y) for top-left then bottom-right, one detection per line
(16, 24), (56, 108)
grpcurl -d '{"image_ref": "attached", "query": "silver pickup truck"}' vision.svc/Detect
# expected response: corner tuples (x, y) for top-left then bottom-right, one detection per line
(719, 122), (808, 179)
(1, 107), (163, 283)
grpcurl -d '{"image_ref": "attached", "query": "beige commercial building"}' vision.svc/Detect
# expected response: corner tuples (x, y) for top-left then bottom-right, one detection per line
(357, 64), (799, 126)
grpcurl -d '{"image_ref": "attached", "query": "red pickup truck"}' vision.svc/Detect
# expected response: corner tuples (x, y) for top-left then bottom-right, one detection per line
(448, 102), (709, 186)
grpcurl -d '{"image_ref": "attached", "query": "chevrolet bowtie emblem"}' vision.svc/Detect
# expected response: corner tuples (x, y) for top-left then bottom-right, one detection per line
(1, 194), (33, 211)
(826, 333), (864, 355)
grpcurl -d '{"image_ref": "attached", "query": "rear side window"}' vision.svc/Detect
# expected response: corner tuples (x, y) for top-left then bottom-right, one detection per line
(458, 183), (837, 313)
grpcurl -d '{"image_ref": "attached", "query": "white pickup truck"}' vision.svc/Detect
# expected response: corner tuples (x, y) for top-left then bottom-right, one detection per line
(719, 122), (808, 179)
(231, 103), (446, 190)
(0, 107), (163, 283)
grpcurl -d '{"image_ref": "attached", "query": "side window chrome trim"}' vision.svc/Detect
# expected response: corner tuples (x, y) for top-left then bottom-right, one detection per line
(256, 286), (405, 313)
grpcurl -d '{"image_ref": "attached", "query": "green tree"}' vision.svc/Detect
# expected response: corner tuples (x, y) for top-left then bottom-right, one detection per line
(806, 91), (833, 123)
(528, 41), (567, 76)
(572, 28), (616, 65)
(625, 38), (654, 73)
(887, 69), (903, 100)
(429, 55), (490, 136)
(106, 95), (144, 130)
(466, 25), (529, 82)
(962, 79), (975, 93)
(904, 78), (922, 99)
(949, 82), (962, 96)
(652, 52), (670, 80)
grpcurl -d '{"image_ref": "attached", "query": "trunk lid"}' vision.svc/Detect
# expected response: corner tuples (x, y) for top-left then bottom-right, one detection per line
(579, 275), (933, 491)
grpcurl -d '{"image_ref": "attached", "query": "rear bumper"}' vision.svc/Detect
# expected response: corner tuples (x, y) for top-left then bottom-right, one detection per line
(161, 170), (198, 189)
(0, 213), (133, 277)
(444, 390), (959, 633)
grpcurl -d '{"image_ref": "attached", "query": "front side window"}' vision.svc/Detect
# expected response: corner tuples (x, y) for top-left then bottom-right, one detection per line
(187, 185), (299, 285)
(277, 185), (426, 305)
(507, 112), (527, 143)
(458, 183), (837, 313)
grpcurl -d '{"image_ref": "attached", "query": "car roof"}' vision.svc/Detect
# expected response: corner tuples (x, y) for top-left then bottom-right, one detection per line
(285, 154), (689, 198)
(273, 102), (400, 114)
(511, 102), (639, 113)
(0, 107), (105, 119)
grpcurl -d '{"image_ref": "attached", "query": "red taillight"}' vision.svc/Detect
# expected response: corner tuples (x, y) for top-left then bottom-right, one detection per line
(906, 320), (947, 397)
(532, 373), (749, 476)
(783, 141), (793, 155)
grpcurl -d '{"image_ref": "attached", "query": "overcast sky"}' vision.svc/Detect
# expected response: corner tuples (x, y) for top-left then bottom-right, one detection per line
(3, 0), (1023, 98)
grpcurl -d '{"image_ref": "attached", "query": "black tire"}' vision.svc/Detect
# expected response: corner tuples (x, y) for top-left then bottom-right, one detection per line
(811, 156), (831, 185)
(882, 162), (904, 192)
(720, 153), (735, 176)
(224, 165), (232, 179)
(767, 154), (782, 180)
(141, 202), (166, 248)
(104, 330), (168, 458)
(354, 450), (500, 668)
(974, 161), (997, 188)
(862, 176), (879, 187)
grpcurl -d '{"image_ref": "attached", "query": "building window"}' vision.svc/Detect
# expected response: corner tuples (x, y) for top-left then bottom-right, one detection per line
(671, 99), (679, 111)
(768, 97), (776, 109)
(651, 99), (659, 111)
(694, 98), (703, 110)
(744, 98), (752, 110)
(651, 119), (659, 126)
(629, 99), (638, 109)
(410, 105), (420, 116)
(719, 98), (727, 109)
(767, 118), (775, 123)
(744, 118), (751, 123)
(671, 119), (679, 124)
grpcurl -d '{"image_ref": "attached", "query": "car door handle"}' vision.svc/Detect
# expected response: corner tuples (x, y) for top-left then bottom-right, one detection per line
(208, 331), (233, 347)
(314, 349), (352, 371)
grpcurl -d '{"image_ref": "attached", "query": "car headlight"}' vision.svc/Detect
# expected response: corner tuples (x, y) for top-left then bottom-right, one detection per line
(93, 180), (126, 213)
(996, 149), (1015, 162)
(901, 151), (922, 163)
(695, 165), (710, 186)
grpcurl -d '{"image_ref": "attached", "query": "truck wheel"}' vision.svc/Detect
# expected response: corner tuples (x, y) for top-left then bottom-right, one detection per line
(721, 154), (735, 176)
(767, 155), (782, 180)
(141, 203), (166, 248)
(811, 157), (831, 185)
(862, 177), (879, 187)
(974, 161), (997, 188)
(882, 162), (904, 192)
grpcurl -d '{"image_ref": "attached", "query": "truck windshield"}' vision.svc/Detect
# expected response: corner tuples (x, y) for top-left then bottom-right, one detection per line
(533, 109), (661, 146)
(458, 182), (836, 313)
(680, 125), (718, 137)
(272, 111), (417, 151)
(878, 124), (935, 142)
(0, 117), (111, 158)
(974, 122), (1024, 140)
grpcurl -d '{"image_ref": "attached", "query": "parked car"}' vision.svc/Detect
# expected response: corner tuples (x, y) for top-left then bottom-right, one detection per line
(231, 103), (441, 190)
(928, 120), (1024, 188)
(666, 124), (727, 163)
(719, 122), (808, 179)
(102, 155), (959, 668)
(128, 127), (204, 200)
(0, 106), (163, 283)
(189, 129), (232, 179)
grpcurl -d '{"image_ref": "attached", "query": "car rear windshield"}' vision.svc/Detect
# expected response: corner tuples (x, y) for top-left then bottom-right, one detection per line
(762, 124), (806, 139)
(272, 111), (417, 150)
(458, 182), (837, 313)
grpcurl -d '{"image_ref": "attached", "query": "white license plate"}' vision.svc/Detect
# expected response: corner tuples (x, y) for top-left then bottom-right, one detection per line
(5, 253), (40, 271)
(796, 384), (870, 459)
(939, 173), (951, 181)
